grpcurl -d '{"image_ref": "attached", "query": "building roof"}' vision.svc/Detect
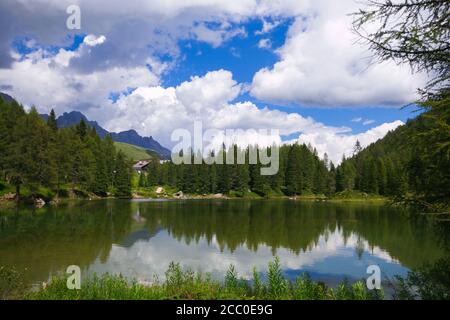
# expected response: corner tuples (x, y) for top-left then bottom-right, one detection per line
(133, 160), (151, 170)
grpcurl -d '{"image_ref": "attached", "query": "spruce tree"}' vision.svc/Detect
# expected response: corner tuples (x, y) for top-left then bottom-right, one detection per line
(138, 172), (147, 188)
(114, 151), (132, 198)
(47, 109), (58, 132)
(285, 144), (302, 195)
(376, 158), (387, 195)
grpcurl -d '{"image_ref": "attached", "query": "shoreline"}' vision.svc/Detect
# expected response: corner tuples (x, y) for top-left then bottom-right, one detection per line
(0, 191), (389, 208)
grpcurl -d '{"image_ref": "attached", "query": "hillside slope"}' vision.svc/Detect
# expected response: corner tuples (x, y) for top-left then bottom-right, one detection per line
(340, 107), (449, 209)
(50, 111), (171, 159)
(114, 142), (161, 161)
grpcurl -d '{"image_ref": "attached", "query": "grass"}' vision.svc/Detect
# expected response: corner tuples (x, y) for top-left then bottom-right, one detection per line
(24, 257), (383, 300)
(131, 186), (388, 202)
(133, 185), (178, 198)
(114, 142), (157, 161)
(0, 182), (56, 201)
(329, 190), (387, 202)
(0, 266), (27, 299)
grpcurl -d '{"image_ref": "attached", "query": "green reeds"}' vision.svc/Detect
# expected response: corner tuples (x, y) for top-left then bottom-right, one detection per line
(25, 257), (384, 300)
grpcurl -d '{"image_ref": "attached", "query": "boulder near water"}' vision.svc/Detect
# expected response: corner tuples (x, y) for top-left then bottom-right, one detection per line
(1, 193), (17, 201)
(173, 191), (185, 199)
(34, 198), (46, 208)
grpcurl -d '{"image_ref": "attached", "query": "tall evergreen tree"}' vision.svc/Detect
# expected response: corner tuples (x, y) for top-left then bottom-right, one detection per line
(285, 144), (302, 195)
(47, 109), (58, 132)
(114, 151), (132, 198)
(138, 172), (147, 188)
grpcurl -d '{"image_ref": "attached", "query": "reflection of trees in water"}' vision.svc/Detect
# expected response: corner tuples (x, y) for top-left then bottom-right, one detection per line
(0, 200), (133, 285)
(0, 200), (446, 286)
(139, 201), (445, 269)
(355, 236), (365, 260)
(433, 219), (450, 253)
(140, 201), (333, 254)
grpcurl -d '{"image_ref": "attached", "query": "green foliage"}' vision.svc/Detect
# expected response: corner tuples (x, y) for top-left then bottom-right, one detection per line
(351, 0), (449, 211)
(0, 98), (133, 200)
(144, 144), (332, 198)
(252, 267), (264, 297)
(292, 273), (326, 300)
(138, 172), (147, 188)
(27, 257), (383, 300)
(114, 142), (154, 162)
(341, 100), (450, 211)
(267, 256), (288, 299)
(47, 109), (58, 132)
(393, 257), (450, 300)
(0, 266), (26, 299)
(352, 0), (449, 93)
(114, 151), (132, 198)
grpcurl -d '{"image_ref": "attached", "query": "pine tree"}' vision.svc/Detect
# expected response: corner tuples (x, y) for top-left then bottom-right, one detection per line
(103, 135), (117, 190)
(147, 161), (160, 186)
(337, 156), (355, 192)
(0, 99), (134, 200)
(353, 140), (362, 155)
(114, 151), (132, 198)
(368, 158), (379, 194)
(10, 108), (56, 197)
(198, 161), (210, 194)
(285, 144), (302, 195)
(376, 158), (387, 195)
(76, 119), (87, 140)
(93, 156), (109, 196)
(138, 172), (147, 188)
(209, 164), (218, 194)
(47, 109), (58, 132)
(217, 149), (230, 194)
(326, 162), (336, 196)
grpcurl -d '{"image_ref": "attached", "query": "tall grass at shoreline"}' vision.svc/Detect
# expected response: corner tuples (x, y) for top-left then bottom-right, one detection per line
(25, 258), (383, 300)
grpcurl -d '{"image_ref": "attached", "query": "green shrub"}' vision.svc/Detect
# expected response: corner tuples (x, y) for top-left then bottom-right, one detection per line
(267, 256), (288, 299)
(25, 257), (385, 300)
(393, 257), (450, 300)
(0, 266), (27, 299)
(292, 273), (326, 300)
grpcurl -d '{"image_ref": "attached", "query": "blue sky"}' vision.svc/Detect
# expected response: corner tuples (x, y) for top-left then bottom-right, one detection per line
(157, 17), (418, 135)
(0, 0), (426, 163)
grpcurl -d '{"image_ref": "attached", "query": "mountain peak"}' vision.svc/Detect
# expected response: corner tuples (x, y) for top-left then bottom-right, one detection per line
(0, 92), (15, 103)
(120, 129), (139, 135)
(59, 111), (88, 122)
(50, 110), (171, 159)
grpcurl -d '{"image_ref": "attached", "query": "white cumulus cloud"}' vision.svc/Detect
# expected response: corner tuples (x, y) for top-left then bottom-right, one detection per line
(83, 34), (107, 47)
(250, 0), (427, 107)
(295, 120), (404, 164)
(103, 70), (404, 163)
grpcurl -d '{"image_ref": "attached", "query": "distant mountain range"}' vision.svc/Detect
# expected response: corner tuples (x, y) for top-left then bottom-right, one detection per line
(47, 111), (171, 159)
(0, 92), (14, 103)
(0, 92), (171, 159)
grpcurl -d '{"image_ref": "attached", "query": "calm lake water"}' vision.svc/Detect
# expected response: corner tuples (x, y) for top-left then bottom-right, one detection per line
(0, 199), (446, 294)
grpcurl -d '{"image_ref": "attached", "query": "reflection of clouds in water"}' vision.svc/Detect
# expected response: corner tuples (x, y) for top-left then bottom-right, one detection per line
(87, 227), (402, 282)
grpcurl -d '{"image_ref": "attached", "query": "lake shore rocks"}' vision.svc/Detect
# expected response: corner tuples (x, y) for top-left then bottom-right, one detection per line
(34, 198), (46, 208)
(173, 191), (186, 199)
(0, 193), (17, 201)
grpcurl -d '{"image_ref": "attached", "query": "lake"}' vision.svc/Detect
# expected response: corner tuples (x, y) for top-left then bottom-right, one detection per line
(0, 199), (446, 295)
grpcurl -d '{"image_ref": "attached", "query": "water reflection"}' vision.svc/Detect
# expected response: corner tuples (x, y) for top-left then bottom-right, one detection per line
(0, 199), (445, 287)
